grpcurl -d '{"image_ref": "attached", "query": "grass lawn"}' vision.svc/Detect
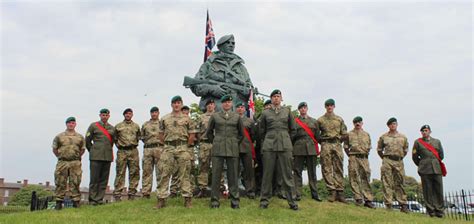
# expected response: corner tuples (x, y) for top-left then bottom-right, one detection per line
(0, 197), (469, 223)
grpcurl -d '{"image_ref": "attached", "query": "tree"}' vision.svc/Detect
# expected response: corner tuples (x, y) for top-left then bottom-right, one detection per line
(9, 185), (53, 206)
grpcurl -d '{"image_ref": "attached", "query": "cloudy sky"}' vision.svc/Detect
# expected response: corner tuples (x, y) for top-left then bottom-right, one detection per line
(1, 1), (472, 192)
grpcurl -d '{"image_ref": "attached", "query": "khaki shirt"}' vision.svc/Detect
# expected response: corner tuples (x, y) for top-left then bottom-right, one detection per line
(317, 113), (347, 142)
(52, 131), (85, 161)
(115, 120), (141, 148)
(344, 129), (371, 155)
(160, 112), (198, 142)
(293, 115), (320, 156)
(377, 132), (408, 158)
(141, 119), (162, 145)
(86, 121), (115, 161)
(199, 112), (214, 141)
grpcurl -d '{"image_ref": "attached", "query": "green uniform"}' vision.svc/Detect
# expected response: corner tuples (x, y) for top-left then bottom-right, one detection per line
(377, 132), (408, 206)
(113, 120), (141, 198)
(292, 115), (320, 199)
(317, 113), (347, 192)
(344, 129), (374, 202)
(53, 131), (85, 202)
(86, 121), (115, 204)
(259, 105), (297, 207)
(141, 119), (163, 197)
(207, 110), (243, 207)
(239, 115), (256, 197)
(412, 137), (444, 216)
(156, 112), (197, 199)
(197, 111), (214, 190)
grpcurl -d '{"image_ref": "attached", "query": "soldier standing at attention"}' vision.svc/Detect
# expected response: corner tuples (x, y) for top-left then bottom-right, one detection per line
(156, 96), (197, 208)
(293, 102), (322, 202)
(235, 101), (256, 199)
(113, 108), (141, 201)
(206, 95), (243, 208)
(86, 109), (115, 206)
(317, 99), (347, 203)
(259, 89), (298, 210)
(53, 117), (85, 210)
(412, 125), (446, 218)
(141, 106), (163, 199)
(343, 116), (375, 208)
(196, 99), (216, 197)
(377, 117), (409, 213)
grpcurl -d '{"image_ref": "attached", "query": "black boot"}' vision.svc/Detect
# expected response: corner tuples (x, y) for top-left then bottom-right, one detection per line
(55, 201), (63, 210)
(311, 191), (322, 202)
(72, 201), (80, 208)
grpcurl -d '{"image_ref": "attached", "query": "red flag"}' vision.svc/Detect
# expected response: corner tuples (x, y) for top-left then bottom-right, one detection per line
(203, 10), (216, 62)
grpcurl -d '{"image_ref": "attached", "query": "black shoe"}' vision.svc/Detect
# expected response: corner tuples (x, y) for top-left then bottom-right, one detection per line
(247, 193), (256, 199)
(435, 212), (444, 218)
(312, 196), (322, 202)
(259, 203), (268, 209)
(231, 204), (240, 209)
(289, 204), (299, 211)
(277, 194), (287, 200)
(210, 203), (220, 209)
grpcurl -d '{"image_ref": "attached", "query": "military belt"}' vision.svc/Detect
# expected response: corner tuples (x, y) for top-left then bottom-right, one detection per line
(118, 145), (136, 150)
(165, 140), (187, 147)
(384, 155), (402, 161)
(144, 143), (163, 148)
(350, 154), (368, 159)
(59, 158), (80, 161)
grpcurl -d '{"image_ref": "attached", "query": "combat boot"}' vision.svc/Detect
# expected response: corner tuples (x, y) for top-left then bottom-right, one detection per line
(328, 191), (337, 202)
(55, 201), (63, 210)
(184, 197), (192, 208)
(128, 195), (135, 201)
(72, 201), (80, 208)
(400, 204), (409, 213)
(155, 198), (166, 209)
(311, 191), (322, 202)
(114, 196), (122, 202)
(336, 191), (347, 203)
(355, 199), (363, 206)
(143, 195), (151, 199)
(385, 204), (392, 210)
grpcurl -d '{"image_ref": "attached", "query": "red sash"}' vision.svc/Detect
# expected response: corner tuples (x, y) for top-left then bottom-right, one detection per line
(243, 128), (256, 160)
(417, 138), (447, 176)
(295, 118), (320, 155)
(95, 122), (114, 161)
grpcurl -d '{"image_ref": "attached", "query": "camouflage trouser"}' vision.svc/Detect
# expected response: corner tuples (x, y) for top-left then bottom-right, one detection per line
(381, 157), (407, 205)
(348, 155), (373, 201)
(170, 146), (196, 194)
(320, 142), (344, 191)
(54, 160), (82, 201)
(142, 146), (163, 197)
(113, 148), (140, 197)
(197, 142), (212, 189)
(157, 144), (193, 198)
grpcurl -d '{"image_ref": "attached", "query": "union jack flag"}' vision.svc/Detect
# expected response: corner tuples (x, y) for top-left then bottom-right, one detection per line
(203, 10), (216, 62)
(248, 89), (255, 119)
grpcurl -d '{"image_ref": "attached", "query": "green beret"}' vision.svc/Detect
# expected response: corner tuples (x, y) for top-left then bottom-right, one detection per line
(298, 102), (307, 109)
(387, 117), (397, 126)
(217, 34), (234, 46)
(181, 105), (190, 111)
(420, 124), (431, 131)
(150, 106), (159, 112)
(205, 99), (215, 106)
(171, 95), (182, 103)
(220, 95), (233, 103)
(324, 99), (335, 106)
(353, 116), (363, 123)
(270, 89), (281, 97)
(99, 108), (110, 114)
(123, 108), (133, 115)
(65, 117), (76, 123)
(236, 101), (245, 107)
(264, 100), (271, 106)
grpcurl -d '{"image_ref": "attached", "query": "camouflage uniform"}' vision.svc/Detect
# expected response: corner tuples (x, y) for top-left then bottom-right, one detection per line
(53, 131), (85, 202)
(344, 129), (374, 202)
(197, 111), (214, 191)
(317, 113), (347, 193)
(293, 115), (321, 200)
(239, 115), (256, 197)
(86, 121), (115, 205)
(113, 120), (141, 199)
(157, 112), (197, 199)
(141, 119), (163, 198)
(377, 132), (408, 206)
